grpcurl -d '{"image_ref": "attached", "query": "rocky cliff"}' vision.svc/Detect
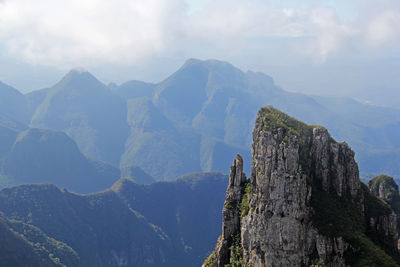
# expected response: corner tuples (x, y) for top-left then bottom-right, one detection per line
(204, 106), (400, 267)
(368, 175), (400, 235)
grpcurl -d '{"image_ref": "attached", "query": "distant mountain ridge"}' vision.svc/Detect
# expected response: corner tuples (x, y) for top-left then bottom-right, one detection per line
(1, 58), (400, 184)
(30, 69), (130, 166)
(0, 172), (228, 266)
(3, 128), (119, 193)
(0, 81), (29, 125)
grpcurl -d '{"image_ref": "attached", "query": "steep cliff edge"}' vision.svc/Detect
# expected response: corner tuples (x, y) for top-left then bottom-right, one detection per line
(204, 106), (399, 267)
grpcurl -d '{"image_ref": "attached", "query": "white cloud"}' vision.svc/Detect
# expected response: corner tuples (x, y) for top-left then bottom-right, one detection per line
(187, 3), (306, 38)
(0, 0), (187, 67)
(301, 8), (358, 61)
(365, 10), (400, 46)
(0, 0), (399, 68)
(186, 1), (358, 62)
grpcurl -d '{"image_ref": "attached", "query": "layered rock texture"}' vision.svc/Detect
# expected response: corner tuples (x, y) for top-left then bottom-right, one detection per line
(204, 106), (400, 267)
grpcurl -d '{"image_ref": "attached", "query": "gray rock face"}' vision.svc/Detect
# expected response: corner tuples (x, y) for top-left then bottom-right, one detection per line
(242, 111), (359, 266)
(205, 106), (399, 267)
(214, 154), (246, 266)
(369, 175), (400, 205)
(368, 175), (400, 235)
(309, 128), (361, 200)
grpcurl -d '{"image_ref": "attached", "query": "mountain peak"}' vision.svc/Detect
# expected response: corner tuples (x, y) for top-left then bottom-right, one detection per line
(183, 58), (237, 70)
(63, 68), (95, 81)
(369, 175), (400, 203)
(71, 67), (88, 73)
(0, 80), (29, 124)
(368, 174), (400, 234)
(52, 68), (107, 94)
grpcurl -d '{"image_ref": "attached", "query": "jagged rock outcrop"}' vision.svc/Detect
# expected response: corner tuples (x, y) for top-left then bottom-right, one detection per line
(368, 175), (400, 234)
(204, 106), (400, 267)
(369, 175), (400, 207)
(213, 154), (247, 266)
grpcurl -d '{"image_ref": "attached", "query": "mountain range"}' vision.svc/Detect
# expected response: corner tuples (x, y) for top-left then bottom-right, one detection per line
(0, 172), (227, 266)
(1, 58), (400, 192)
(1, 107), (400, 266)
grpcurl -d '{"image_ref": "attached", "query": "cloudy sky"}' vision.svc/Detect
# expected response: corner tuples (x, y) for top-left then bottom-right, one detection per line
(0, 0), (399, 106)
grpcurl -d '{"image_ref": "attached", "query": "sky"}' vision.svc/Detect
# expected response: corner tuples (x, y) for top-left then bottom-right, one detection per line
(0, 0), (399, 106)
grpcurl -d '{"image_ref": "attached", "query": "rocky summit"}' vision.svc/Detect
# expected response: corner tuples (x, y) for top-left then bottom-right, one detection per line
(204, 106), (400, 267)
(368, 175), (400, 236)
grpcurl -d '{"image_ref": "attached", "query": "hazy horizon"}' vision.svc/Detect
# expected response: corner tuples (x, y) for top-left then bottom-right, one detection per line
(0, 0), (399, 107)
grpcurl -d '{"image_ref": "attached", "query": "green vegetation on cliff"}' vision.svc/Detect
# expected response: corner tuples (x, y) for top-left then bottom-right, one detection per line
(311, 183), (399, 266)
(257, 106), (328, 174)
(258, 106), (314, 137)
(225, 233), (243, 267)
(240, 182), (251, 219)
(203, 251), (216, 267)
(369, 175), (398, 192)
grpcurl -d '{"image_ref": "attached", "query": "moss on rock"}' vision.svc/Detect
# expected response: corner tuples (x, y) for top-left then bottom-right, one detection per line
(240, 182), (251, 219)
